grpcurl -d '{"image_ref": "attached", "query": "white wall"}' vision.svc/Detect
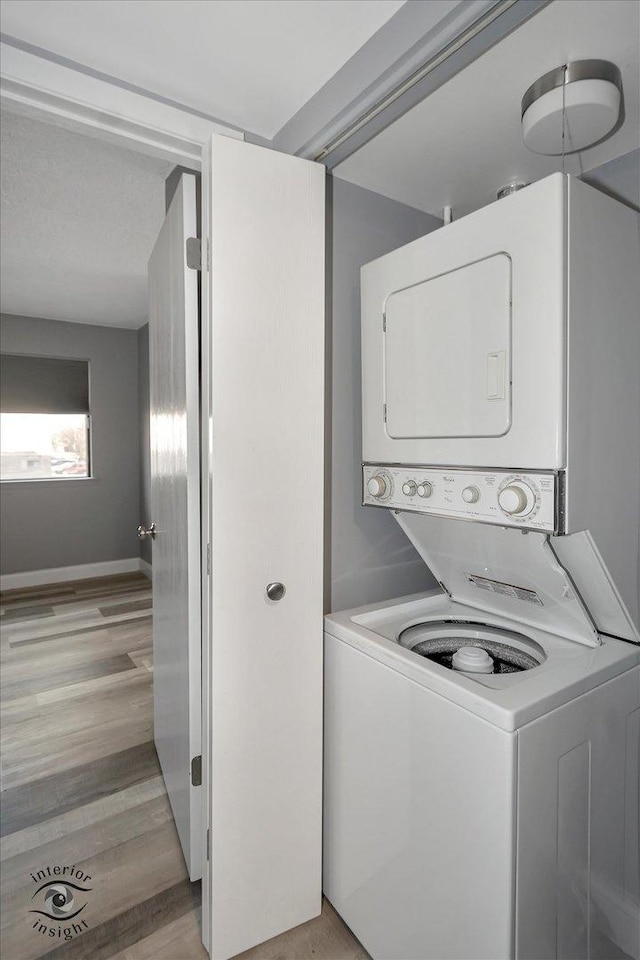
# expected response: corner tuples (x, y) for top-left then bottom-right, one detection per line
(328, 177), (441, 612)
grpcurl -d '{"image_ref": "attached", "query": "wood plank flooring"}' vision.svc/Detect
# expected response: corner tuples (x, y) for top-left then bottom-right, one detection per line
(1, 573), (367, 960)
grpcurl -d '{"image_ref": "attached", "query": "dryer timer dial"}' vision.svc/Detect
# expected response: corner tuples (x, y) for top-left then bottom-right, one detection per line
(367, 474), (390, 499)
(498, 482), (535, 516)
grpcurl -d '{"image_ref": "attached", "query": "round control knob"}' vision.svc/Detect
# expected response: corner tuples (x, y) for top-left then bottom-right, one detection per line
(461, 485), (480, 504)
(402, 481), (417, 497)
(498, 482), (534, 516)
(367, 475), (389, 499)
(417, 482), (432, 498)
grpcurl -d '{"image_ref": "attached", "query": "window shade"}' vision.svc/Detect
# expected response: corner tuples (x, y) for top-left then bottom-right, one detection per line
(0, 354), (90, 414)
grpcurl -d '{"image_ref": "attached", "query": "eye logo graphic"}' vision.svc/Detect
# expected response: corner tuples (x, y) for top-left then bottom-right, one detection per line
(29, 866), (92, 942)
(31, 880), (91, 920)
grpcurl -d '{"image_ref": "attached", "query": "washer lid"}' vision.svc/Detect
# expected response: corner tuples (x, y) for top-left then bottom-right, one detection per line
(395, 512), (601, 647)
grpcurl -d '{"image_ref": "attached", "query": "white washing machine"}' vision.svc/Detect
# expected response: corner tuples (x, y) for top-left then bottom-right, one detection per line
(324, 175), (640, 960)
(324, 518), (640, 960)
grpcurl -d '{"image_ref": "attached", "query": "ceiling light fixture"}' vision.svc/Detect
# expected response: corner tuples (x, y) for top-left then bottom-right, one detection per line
(521, 59), (622, 155)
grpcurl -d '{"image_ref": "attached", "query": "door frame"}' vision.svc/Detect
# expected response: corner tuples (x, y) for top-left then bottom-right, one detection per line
(0, 39), (243, 167)
(0, 53), (235, 954)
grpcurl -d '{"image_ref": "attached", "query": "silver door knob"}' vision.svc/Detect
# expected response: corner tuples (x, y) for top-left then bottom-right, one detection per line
(137, 523), (156, 540)
(266, 582), (286, 601)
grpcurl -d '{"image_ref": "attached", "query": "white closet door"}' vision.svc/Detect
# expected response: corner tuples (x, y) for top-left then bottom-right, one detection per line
(148, 173), (202, 881)
(202, 136), (325, 959)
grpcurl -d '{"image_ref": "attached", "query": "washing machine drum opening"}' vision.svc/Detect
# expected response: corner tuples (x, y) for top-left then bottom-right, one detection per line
(397, 620), (545, 674)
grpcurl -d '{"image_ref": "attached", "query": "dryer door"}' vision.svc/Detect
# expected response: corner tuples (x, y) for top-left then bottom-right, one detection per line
(361, 173), (567, 470)
(385, 254), (511, 439)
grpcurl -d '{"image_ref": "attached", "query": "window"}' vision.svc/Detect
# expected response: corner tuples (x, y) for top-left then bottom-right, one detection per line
(0, 354), (91, 481)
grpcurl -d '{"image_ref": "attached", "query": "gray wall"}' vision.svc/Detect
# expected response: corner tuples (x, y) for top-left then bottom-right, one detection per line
(0, 314), (140, 575)
(329, 177), (441, 612)
(583, 148), (640, 211)
(137, 323), (152, 564)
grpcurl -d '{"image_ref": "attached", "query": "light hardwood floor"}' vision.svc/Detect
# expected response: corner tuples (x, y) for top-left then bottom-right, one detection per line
(0, 573), (367, 960)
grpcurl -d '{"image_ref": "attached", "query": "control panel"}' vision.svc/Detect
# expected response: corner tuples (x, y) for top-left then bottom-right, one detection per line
(363, 464), (558, 532)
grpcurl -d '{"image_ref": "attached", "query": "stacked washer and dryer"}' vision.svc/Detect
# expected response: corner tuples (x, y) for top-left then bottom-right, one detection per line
(323, 174), (640, 960)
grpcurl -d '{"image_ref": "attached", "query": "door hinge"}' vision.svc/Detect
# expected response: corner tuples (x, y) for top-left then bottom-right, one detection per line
(206, 828), (210, 861)
(191, 754), (202, 786)
(382, 312), (387, 332)
(206, 543), (211, 576)
(383, 403), (387, 423)
(186, 237), (201, 270)
(206, 237), (211, 272)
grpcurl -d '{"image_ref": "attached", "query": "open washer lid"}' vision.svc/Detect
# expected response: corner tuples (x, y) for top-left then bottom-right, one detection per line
(395, 512), (601, 647)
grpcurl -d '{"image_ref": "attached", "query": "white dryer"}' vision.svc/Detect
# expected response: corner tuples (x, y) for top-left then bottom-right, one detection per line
(361, 173), (640, 640)
(324, 175), (640, 960)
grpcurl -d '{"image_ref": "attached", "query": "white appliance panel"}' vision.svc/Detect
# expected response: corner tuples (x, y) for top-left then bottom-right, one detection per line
(394, 514), (598, 646)
(363, 464), (557, 532)
(362, 174), (566, 469)
(563, 178), (640, 631)
(551, 531), (640, 644)
(515, 668), (640, 959)
(324, 633), (515, 960)
(385, 254), (511, 439)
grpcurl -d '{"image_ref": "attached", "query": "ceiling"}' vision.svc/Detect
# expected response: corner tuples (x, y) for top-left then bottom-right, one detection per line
(334, 0), (640, 218)
(0, 0), (412, 328)
(0, 0), (405, 140)
(0, 111), (170, 327)
(0, 0), (636, 328)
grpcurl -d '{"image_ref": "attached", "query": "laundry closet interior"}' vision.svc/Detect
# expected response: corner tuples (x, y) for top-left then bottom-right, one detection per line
(0, 2), (639, 960)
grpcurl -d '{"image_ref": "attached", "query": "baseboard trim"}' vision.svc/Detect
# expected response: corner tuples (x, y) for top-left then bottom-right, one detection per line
(139, 559), (153, 581)
(0, 557), (145, 592)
